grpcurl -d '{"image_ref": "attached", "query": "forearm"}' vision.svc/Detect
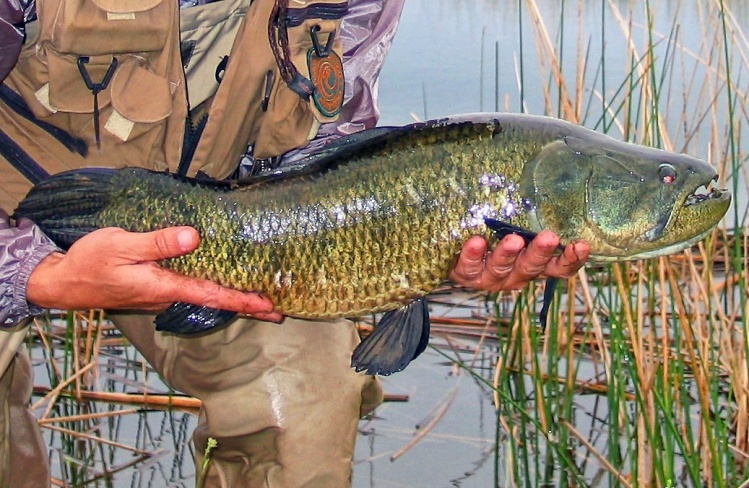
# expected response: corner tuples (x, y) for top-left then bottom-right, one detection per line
(22, 226), (280, 320)
(0, 211), (59, 327)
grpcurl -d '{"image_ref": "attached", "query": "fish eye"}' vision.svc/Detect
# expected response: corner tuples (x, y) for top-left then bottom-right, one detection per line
(659, 163), (677, 184)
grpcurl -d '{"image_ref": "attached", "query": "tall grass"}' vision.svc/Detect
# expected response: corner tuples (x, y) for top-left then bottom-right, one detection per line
(28, 311), (199, 486)
(479, 0), (749, 486)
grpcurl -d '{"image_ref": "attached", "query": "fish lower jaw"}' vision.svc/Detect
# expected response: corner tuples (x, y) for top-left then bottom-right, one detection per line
(590, 228), (715, 262)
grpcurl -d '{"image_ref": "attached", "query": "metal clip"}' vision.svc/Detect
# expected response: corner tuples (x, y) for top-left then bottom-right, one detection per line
(261, 70), (275, 111)
(310, 25), (335, 58)
(77, 56), (118, 151)
(77, 56), (118, 95)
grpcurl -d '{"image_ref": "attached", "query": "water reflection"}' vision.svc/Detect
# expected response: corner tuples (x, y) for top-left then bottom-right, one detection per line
(380, 0), (749, 129)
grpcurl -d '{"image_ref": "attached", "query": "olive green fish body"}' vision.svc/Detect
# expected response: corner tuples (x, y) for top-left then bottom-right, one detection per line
(16, 113), (730, 374)
(94, 121), (542, 318)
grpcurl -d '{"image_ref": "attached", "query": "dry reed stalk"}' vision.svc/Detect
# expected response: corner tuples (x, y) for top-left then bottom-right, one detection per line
(37, 408), (141, 426)
(32, 317), (62, 383)
(665, 261), (718, 483)
(496, 364), (635, 401)
(517, 293), (550, 436)
(32, 361), (96, 417)
(688, 242), (748, 456)
(34, 385), (408, 409)
(75, 309), (103, 391)
(562, 278), (581, 416)
(390, 386), (458, 461)
(561, 419), (633, 488)
(524, 0), (577, 121)
(657, 258), (672, 430)
(610, 0), (679, 150)
(34, 386), (201, 409)
(43, 424), (152, 456)
(576, 269), (612, 379)
(443, 321), (493, 371)
(71, 315), (80, 396)
(612, 262), (651, 486)
(492, 353), (505, 410)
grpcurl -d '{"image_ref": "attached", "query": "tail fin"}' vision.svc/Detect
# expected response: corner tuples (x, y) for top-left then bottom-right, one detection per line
(14, 168), (117, 250)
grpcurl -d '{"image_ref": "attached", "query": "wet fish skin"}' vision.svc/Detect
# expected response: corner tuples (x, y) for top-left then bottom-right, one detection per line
(15, 113), (730, 374)
(97, 121), (524, 319)
(17, 113), (730, 319)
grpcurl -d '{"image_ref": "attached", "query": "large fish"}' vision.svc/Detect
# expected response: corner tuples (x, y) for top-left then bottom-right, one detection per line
(15, 114), (730, 375)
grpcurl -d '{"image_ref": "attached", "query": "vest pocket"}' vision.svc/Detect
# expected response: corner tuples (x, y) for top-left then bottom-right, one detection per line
(51, 0), (173, 55)
(106, 60), (173, 142)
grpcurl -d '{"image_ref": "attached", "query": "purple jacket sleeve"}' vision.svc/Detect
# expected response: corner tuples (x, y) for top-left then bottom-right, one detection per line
(240, 0), (406, 172)
(1, 1), (55, 327)
(0, 211), (58, 327)
(0, 0), (28, 84)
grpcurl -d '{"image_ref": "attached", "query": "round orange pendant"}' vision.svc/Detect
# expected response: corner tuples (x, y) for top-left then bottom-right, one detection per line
(307, 49), (345, 117)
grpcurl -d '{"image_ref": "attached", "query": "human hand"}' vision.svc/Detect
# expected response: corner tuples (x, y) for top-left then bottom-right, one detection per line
(449, 231), (590, 292)
(26, 227), (283, 322)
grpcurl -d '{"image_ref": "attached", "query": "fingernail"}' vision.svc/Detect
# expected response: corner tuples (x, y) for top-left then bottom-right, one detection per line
(177, 229), (195, 252)
(571, 242), (582, 261)
(259, 293), (275, 311)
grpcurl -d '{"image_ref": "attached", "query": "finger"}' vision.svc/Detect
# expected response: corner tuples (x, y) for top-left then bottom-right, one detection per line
(152, 272), (276, 315)
(541, 240), (590, 278)
(251, 311), (285, 323)
(503, 230), (560, 286)
(482, 233), (526, 282)
(449, 236), (488, 283)
(113, 227), (201, 262)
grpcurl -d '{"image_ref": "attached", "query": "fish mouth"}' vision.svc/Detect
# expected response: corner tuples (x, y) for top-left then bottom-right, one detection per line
(643, 173), (730, 245)
(682, 175), (729, 208)
(620, 174), (730, 261)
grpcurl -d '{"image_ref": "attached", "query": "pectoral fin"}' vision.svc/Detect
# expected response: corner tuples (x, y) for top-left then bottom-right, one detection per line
(351, 298), (430, 376)
(538, 277), (559, 331)
(483, 217), (539, 246)
(154, 302), (237, 334)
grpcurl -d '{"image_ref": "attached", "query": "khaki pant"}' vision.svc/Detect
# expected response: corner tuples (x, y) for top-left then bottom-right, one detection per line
(0, 322), (49, 488)
(111, 315), (382, 487)
(0, 316), (380, 487)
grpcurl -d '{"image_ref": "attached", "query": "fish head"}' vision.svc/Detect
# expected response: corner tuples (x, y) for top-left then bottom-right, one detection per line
(521, 132), (731, 261)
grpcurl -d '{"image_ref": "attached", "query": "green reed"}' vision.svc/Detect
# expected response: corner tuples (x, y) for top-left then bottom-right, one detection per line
(459, 0), (749, 486)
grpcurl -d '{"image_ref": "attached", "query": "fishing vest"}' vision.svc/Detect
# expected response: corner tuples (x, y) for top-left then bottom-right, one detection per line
(0, 0), (347, 212)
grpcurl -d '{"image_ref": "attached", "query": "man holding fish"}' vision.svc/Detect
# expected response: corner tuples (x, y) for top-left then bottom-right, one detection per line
(0, 0), (590, 486)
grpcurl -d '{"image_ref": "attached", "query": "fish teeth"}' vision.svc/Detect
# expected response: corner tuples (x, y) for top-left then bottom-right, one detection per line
(684, 182), (724, 206)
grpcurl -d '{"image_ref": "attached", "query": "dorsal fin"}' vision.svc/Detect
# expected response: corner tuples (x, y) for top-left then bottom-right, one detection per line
(226, 118), (490, 187)
(230, 126), (405, 187)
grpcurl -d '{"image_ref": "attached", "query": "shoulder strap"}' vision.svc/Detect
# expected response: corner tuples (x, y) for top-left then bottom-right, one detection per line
(186, 0), (348, 179)
(0, 127), (49, 185)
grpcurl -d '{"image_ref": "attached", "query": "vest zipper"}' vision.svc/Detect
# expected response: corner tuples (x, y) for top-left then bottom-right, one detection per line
(177, 113), (208, 177)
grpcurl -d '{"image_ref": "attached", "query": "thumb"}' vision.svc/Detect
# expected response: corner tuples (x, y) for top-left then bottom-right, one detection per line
(126, 227), (200, 261)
